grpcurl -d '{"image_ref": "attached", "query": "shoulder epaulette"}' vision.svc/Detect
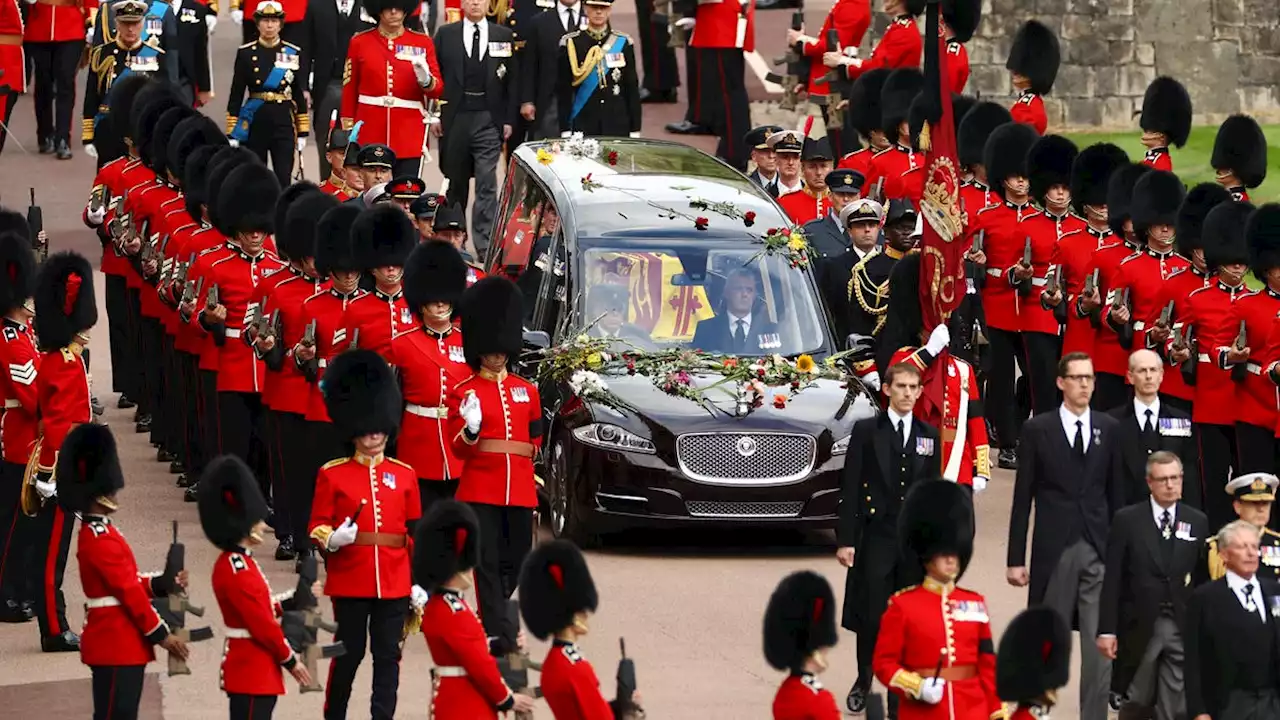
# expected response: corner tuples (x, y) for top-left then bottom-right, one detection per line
(451, 374), (477, 391)
(198, 245), (222, 256)
(60, 347), (77, 362)
(228, 553), (248, 572)
(321, 457), (347, 470)
(1188, 284), (1213, 297)
(303, 289), (327, 303)
(1018, 93), (1036, 105)
(2, 327), (17, 342)
(283, 40), (301, 49)
(444, 592), (465, 612)
(1264, 528), (1280, 539)
(386, 457), (415, 472)
(871, 146), (894, 158)
(891, 585), (918, 597)
(976, 204), (1001, 215)
(239, 41), (255, 48)
(89, 521), (109, 537)
(1119, 252), (1143, 265)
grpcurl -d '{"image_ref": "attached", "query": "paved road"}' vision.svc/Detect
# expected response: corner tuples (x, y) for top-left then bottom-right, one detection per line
(0, 5), (1088, 718)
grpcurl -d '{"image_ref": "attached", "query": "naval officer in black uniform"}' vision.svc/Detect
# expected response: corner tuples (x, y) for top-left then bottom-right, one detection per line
(556, 0), (641, 138)
(804, 168), (865, 285)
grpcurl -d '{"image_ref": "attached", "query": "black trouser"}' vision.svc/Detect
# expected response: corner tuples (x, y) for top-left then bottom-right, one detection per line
(1022, 331), (1062, 417)
(848, 527), (916, 718)
(105, 274), (132, 397)
(27, 40), (80, 144)
(443, 109), (501, 249)
(229, 693), (278, 720)
(298, 420), (343, 548)
(142, 317), (166, 445)
(161, 333), (183, 454)
(218, 391), (267, 496)
(313, 81), (344, 178)
(635, 0), (678, 93)
(126, 288), (148, 416)
(1197, 422), (1237, 530)
(985, 327), (1024, 447)
(418, 478), (459, 518)
(1091, 371), (1129, 412)
(196, 369), (220, 478)
(325, 597), (406, 720)
(0, 460), (35, 605)
(0, 89), (19, 154)
(247, 104), (296, 187)
(694, 48), (750, 171)
(683, 45), (700, 124)
(32, 500), (74, 637)
(270, 409), (309, 547)
(468, 502), (533, 648)
(91, 665), (146, 720)
(180, 353), (201, 469)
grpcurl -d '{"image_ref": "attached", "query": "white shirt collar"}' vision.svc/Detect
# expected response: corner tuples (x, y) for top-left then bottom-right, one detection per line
(779, 177), (804, 195)
(1059, 404), (1090, 449)
(1226, 570), (1266, 619)
(852, 244), (874, 260)
(729, 313), (751, 333)
(1134, 396), (1160, 427)
(1150, 496), (1175, 528)
(464, 18), (488, 58)
(887, 408), (912, 444)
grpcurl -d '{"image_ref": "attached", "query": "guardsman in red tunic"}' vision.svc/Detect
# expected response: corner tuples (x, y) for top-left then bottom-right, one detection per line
(339, 0), (443, 172)
(777, 137), (834, 226)
(24, 0), (97, 158)
(340, 205), (414, 360)
(939, 0), (978, 94)
(1231, 205), (1280, 475)
(686, 0), (755, 169)
(865, 68), (924, 204)
(320, 125), (358, 199)
(199, 455), (313, 719)
(1005, 21), (1058, 136)
(763, 570), (843, 720)
(308, 349), (421, 720)
(1210, 114), (1268, 204)
(968, 122), (1038, 469)
(521, 540), (645, 719)
(414, 500), (535, 719)
(873, 480), (1002, 720)
(30, 252), (97, 652)
(955, 102), (1011, 217)
(0, 231), (36, 623)
(788, 0), (869, 157)
(389, 242), (470, 511)
(0, 0), (25, 154)
(833, 0), (921, 83)
(59, 424), (191, 718)
(837, 69), (891, 179)
(447, 277), (542, 655)
(1136, 77), (1190, 173)
(995, 607), (1071, 720)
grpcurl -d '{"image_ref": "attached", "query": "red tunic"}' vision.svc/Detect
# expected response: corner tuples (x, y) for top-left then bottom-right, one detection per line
(541, 642), (615, 720)
(773, 673), (841, 720)
(1053, 225), (1112, 357)
(76, 517), (167, 667)
(866, 145), (925, 204)
(873, 580), (1001, 720)
(0, 0), (27, 93)
(1018, 210), (1084, 336)
(1085, 241), (1141, 378)
(844, 15), (920, 82)
(339, 28), (444, 160)
(308, 454), (420, 599)
(211, 550), (295, 696)
(944, 40), (969, 94)
(777, 188), (832, 226)
(958, 180), (996, 220)
(207, 249), (286, 394)
(264, 272), (328, 416)
(690, 0), (756, 51)
(891, 348), (989, 485)
(301, 288), (366, 423)
(133, 183), (181, 319)
(340, 288), (412, 361)
(422, 589), (515, 719)
(1141, 147), (1172, 172)
(801, 0), (870, 97)
(1100, 248), (1189, 386)
(971, 200), (1035, 332)
(85, 157), (132, 277)
(1183, 281), (1248, 426)
(837, 148), (874, 179)
(387, 326), (471, 481)
(0, 320), (39, 465)
(1151, 267), (1210, 402)
(1261, 316), (1280, 437)
(23, 0), (95, 43)
(1229, 288), (1280, 431)
(447, 370), (543, 508)
(252, 265), (303, 411)
(36, 346), (90, 469)
(1010, 91), (1046, 135)
(180, 234), (234, 367)
(318, 178), (355, 200)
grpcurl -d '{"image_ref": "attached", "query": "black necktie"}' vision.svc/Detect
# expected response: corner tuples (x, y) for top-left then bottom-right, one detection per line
(1159, 509), (1172, 540)
(1244, 583), (1259, 615)
(733, 319), (746, 351)
(470, 24), (481, 59)
(1073, 420), (1085, 458)
(896, 420), (905, 449)
(1143, 408), (1155, 435)
(567, 7), (576, 30)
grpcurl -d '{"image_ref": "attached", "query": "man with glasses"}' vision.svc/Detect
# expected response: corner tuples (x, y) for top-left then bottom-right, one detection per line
(1097, 451), (1208, 720)
(691, 268), (779, 356)
(1007, 351), (1126, 720)
(1108, 349), (1200, 509)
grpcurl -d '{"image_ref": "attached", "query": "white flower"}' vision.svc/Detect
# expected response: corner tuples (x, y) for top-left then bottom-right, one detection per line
(569, 370), (609, 397)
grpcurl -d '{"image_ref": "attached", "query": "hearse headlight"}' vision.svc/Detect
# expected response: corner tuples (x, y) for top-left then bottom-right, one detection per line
(572, 423), (656, 454)
(831, 434), (851, 456)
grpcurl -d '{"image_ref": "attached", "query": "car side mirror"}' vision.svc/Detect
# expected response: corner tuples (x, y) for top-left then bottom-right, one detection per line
(523, 330), (551, 350)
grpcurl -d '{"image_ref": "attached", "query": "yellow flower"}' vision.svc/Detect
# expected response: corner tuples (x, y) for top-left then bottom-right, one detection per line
(536, 148), (554, 165)
(788, 232), (806, 251)
(795, 354), (816, 373)
(587, 352), (603, 368)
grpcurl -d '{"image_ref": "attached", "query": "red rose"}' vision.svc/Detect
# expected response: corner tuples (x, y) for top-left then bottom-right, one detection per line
(695, 217), (710, 230)
(744, 211), (756, 227)
(772, 394), (787, 409)
(607, 151), (618, 165)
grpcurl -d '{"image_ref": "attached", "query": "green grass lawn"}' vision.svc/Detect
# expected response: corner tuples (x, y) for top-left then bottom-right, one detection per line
(1061, 125), (1280, 204)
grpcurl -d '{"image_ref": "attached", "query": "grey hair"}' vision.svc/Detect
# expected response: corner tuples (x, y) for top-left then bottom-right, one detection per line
(1145, 450), (1182, 478)
(1218, 519), (1262, 551)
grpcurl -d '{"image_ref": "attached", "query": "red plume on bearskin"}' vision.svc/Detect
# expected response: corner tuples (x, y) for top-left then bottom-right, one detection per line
(762, 571), (838, 672)
(518, 540), (599, 640)
(35, 251), (96, 351)
(997, 607), (1071, 704)
(197, 455), (271, 552)
(55, 424), (124, 514)
(412, 499), (480, 589)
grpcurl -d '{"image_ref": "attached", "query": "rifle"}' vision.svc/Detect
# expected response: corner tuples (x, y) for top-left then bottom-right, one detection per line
(159, 521), (213, 676)
(1113, 287), (1133, 349)
(1016, 236), (1032, 297)
(282, 555), (346, 693)
(87, 183), (109, 221)
(816, 29), (843, 85)
(300, 318), (317, 348)
(206, 283), (220, 312)
(27, 188), (46, 263)
(765, 11), (806, 111)
(1045, 264), (1061, 296)
(611, 637), (642, 719)
(247, 301), (264, 338)
(1232, 319), (1249, 382)
(869, 176), (885, 204)
(495, 599), (542, 720)
(181, 276), (204, 309)
(1157, 300), (1174, 330)
(1176, 324), (1197, 386)
(348, 327), (359, 350)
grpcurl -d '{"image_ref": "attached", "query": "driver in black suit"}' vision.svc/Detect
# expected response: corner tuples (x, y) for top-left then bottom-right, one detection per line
(691, 267), (781, 355)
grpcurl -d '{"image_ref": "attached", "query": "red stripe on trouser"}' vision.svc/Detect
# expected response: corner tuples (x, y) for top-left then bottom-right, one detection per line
(107, 667), (117, 720)
(44, 506), (64, 634)
(0, 490), (21, 586)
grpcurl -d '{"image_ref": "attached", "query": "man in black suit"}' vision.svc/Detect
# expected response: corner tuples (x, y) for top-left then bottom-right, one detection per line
(835, 361), (938, 715)
(1097, 450), (1209, 720)
(433, 0), (518, 255)
(170, 0), (213, 107)
(304, 0), (377, 177)
(1185, 519), (1280, 719)
(1109, 349), (1201, 509)
(520, 0), (584, 140)
(1007, 351), (1126, 720)
(691, 268), (780, 355)
(743, 125), (782, 196)
(586, 282), (652, 347)
(803, 168), (865, 289)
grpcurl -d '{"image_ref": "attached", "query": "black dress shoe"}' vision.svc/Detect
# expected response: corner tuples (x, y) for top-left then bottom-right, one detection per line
(136, 415), (151, 433)
(997, 447), (1018, 470)
(177, 473), (195, 488)
(41, 630), (80, 652)
(640, 88), (678, 104)
(157, 449), (175, 463)
(132, 408), (144, 423)
(183, 483), (199, 502)
(169, 461), (185, 474)
(91, 396), (105, 417)
(38, 138), (54, 155)
(55, 139), (72, 160)
(0, 599), (33, 623)
(846, 685), (866, 714)
(275, 538), (297, 561)
(664, 120), (714, 135)
(117, 394), (136, 409)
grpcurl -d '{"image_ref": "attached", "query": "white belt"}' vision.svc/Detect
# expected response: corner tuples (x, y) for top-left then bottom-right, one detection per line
(3, 398), (18, 409)
(985, 268), (1003, 278)
(1133, 321), (1146, 331)
(224, 627), (251, 639)
(318, 358), (327, 369)
(434, 666), (468, 677)
(85, 596), (121, 609)
(225, 328), (243, 339)
(1197, 353), (1211, 363)
(1030, 278), (1048, 287)
(358, 94), (424, 111)
(1248, 362), (1263, 375)
(406, 403), (448, 419)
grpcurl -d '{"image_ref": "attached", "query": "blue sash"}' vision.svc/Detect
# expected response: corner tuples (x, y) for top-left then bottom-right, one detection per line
(231, 45), (297, 143)
(569, 34), (626, 124)
(93, 0), (168, 131)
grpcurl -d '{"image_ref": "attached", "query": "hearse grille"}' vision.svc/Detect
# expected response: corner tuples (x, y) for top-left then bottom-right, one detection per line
(685, 500), (805, 518)
(676, 432), (816, 485)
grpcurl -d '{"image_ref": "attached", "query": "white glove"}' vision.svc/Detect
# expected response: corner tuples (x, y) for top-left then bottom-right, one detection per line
(411, 57), (433, 87)
(35, 479), (57, 500)
(228, 138), (240, 148)
(628, 131), (640, 138)
(231, 9), (243, 24)
(918, 677), (946, 705)
(972, 476), (988, 493)
(674, 16), (695, 29)
(296, 138), (307, 152)
(205, 13), (217, 32)
(410, 584), (429, 611)
(924, 323), (950, 355)
(87, 204), (106, 226)
(460, 392), (482, 434)
(560, 131), (571, 138)
(326, 517), (358, 551)
(84, 143), (98, 159)
(862, 370), (881, 393)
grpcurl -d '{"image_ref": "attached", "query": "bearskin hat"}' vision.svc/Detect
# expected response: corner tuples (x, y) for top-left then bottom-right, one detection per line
(283, 191), (339, 263)
(1130, 170), (1185, 235)
(876, 252), (924, 375)
(1006, 21), (1060, 95)
(150, 105), (199, 182)
(1070, 143), (1129, 213)
(1105, 163), (1152, 238)
(55, 424), (125, 514)
(0, 208), (27, 241)
(909, 93), (967, 152)
(413, 499), (480, 589)
(1139, 77), (1193, 148)
(314, 204), (363, 277)
(205, 147), (259, 235)
(459, 276), (525, 370)
(1201, 201), (1254, 272)
(942, 0), (981, 42)
(353, 205), (416, 270)
(1212, 115), (1268, 189)
(1247, 204), (1280, 279)
(404, 241), (468, 311)
(197, 455), (271, 552)
(35, 252), (96, 351)
(108, 74), (153, 144)
(952, 95), (977, 128)
(958, 103), (1012, 169)
(0, 232), (36, 315)
(762, 571), (838, 673)
(997, 607), (1071, 704)
(899, 479), (974, 577)
(364, 0), (416, 17)
(881, 68), (924, 140)
(273, 182), (323, 261)
(1175, 183), (1233, 259)
(183, 145), (224, 223)
(322, 349), (402, 440)
(1027, 135), (1078, 204)
(93, 113), (127, 168)
(218, 163), (281, 237)
(169, 115), (226, 190)
(849, 69), (891, 141)
(984, 122), (1039, 199)
(130, 84), (184, 169)
(518, 540), (599, 641)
